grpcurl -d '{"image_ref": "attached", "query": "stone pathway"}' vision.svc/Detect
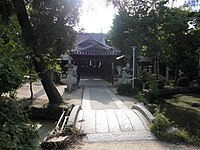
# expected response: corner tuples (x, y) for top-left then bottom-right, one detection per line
(75, 78), (155, 142)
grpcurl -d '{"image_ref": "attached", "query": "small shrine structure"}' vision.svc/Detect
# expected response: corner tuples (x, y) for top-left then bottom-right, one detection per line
(69, 33), (121, 84)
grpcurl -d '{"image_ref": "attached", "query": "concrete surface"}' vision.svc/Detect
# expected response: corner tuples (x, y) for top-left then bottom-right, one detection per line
(76, 77), (155, 142)
(16, 81), (83, 107)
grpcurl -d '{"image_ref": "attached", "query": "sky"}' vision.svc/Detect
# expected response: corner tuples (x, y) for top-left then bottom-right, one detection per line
(78, 0), (185, 33)
(78, 0), (116, 33)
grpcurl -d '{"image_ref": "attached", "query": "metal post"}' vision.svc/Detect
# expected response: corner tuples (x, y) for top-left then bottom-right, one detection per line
(131, 46), (137, 88)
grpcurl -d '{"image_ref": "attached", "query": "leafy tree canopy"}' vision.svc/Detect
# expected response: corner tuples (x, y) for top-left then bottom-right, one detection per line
(28, 0), (82, 57)
(109, 0), (200, 78)
(0, 0), (83, 104)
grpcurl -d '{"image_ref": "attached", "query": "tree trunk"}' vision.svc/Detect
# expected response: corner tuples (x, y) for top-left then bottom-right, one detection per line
(174, 65), (179, 86)
(155, 54), (158, 79)
(52, 72), (61, 84)
(12, 0), (63, 105)
(29, 82), (33, 100)
(166, 66), (169, 83)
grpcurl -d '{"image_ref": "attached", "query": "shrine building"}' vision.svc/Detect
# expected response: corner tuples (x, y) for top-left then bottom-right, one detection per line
(69, 33), (121, 83)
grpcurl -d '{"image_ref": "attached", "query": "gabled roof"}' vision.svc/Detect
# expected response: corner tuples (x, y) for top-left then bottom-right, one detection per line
(70, 33), (121, 56)
(76, 33), (106, 45)
(78, 37), (105, 48)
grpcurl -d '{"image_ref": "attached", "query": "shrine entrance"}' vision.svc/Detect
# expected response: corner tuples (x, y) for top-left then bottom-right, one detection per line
(70, 53), (121, 84)
(78, 60), (102, 76)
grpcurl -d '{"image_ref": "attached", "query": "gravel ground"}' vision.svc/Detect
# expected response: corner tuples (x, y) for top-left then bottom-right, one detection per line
(72, 140), (199, 150)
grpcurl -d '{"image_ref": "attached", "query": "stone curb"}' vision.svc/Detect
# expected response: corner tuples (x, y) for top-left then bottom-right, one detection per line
(132, 103), (155, 123)
(67, 105), (81, 127)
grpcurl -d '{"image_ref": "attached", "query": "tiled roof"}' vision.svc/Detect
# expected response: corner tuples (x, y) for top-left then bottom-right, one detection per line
(76, 33), (106, 45)
(70, 33), (121, 56)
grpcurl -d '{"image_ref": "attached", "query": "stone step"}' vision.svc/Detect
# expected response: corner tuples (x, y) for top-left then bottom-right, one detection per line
(83, 131), (156, 142)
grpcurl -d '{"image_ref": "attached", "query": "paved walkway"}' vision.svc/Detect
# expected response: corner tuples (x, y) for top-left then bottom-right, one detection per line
(75, 78), (155, 142)
(16, 79), (199, 149)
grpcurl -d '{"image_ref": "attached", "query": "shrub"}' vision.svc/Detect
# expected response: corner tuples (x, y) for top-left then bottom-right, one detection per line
(0, 57), (23, 96)
(175, 129), (190, 143)
(140, 69), (152, 83)
(151, 108), (191, 144)
(191, 129), (200, 145)
(151, 108), (171, 137)
(134, 95), (148, 105)
(0, 98), (38, 149)
(152, 74), (166, 82)
(134, 78), (143, 91)
(177, 77), (190, 87)
(117, 83), (138, 96)
(156, 80), (165, 89)
(141, 70), (165, 89)
(145, 87), (200, 101)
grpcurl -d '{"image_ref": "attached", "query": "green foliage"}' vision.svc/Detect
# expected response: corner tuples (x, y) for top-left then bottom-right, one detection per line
(28, 0), (82, 56)
(151, 108), (191, 143)
(175, 129), (190, 143)
(109, 0), (200, 80)
(140, 69), (152, 83)
(148, 74), (165, 90)
(0, 17), (32, 97)
(134, 78), (143, 91)
(133, 95), (148, 105)
(151, 108), (172, 136)
(0, 0), (14, 24)
(141, 70), (165, 90)
(191, 130), (200, 145)
(1, 0), (83, 105)
(0, 56), (23, 96)
(156, 80), (165, 89)
(0, 98), (38, 149)
(145, 87), (200, 101)
(177, 77), (190, 87)
(117, 83), (138, 96)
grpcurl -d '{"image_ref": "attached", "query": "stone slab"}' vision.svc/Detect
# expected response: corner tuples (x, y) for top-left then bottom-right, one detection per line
(114, 110), (133, 132)
(84, 131), (156, 142)
(106, 109), (121, 133)
(81, 110), (96, 133)
(82, 87), (91, 109)
(96, 110), (109, 133)
(123, 109), (146, 131)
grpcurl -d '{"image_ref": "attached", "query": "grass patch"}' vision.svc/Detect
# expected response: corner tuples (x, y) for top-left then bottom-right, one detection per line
(164, 94), (200, 113)
(150, 108), (200, 146)
(151, 94), (200, 145)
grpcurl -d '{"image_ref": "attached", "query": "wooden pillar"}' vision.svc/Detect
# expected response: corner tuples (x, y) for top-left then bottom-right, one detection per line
(111, 62), (114, 85)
